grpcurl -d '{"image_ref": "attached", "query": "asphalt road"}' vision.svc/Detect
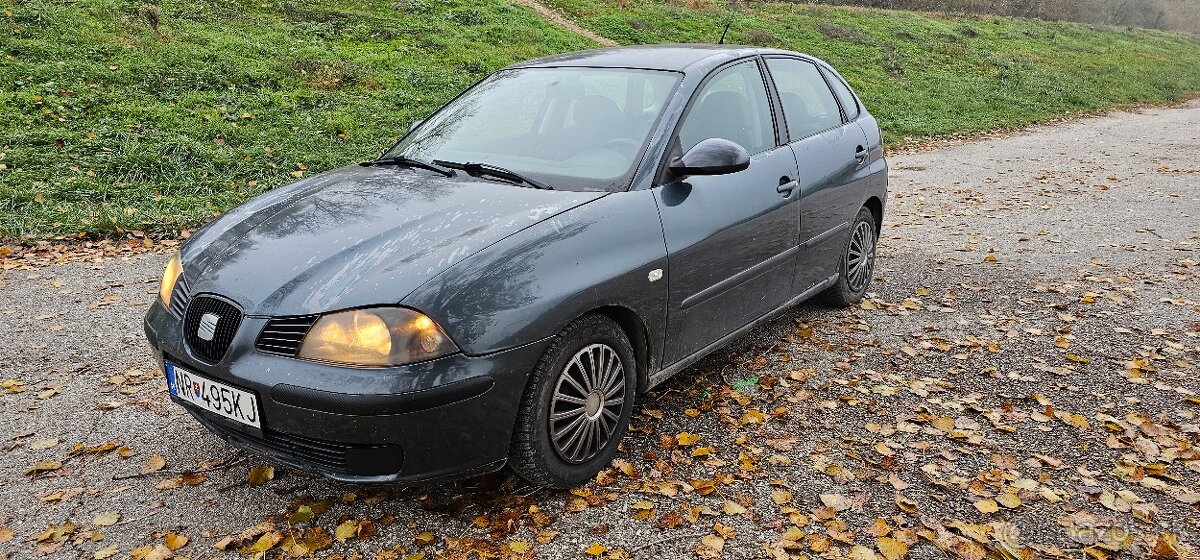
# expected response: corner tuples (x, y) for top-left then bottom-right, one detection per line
(1, 101), (1198, 560)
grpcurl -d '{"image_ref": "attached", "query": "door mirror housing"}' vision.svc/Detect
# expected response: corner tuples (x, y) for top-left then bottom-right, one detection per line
(669, 138), (751, 177)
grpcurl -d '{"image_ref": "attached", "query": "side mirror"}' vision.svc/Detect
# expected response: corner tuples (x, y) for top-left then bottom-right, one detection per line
(668, 138), (750, 177)
(408, 119), (423, 133)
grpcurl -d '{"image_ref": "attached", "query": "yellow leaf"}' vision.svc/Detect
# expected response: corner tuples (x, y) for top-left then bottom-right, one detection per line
(676, 432), (701, 446)
(240, 531), (282, 554)
(248, 465), (275, 486)
(820, 493), (852, 511)
(93, 544), (119, 559)
(92, 511), (120, 526)
(584, 542), (607, 556)
(700, 534), (725, 551)
(739, 409), (765, 425)
(974, 499), (999, 514)
(508, 541), (531, 553)
(722, 500), (747, 515)
(288, 505), (314, 524)
(335, 520), (358, 542)
(996, 493), (1022, 509)
(164, 533), (188, 550)
(878, 537), (909, 560)
(771, 490), (793, 505)
(26, 460), (63, 475)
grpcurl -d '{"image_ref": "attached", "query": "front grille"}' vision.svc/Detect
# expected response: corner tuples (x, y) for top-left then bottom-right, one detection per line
(193, 412), (401, 475)
(255, 315), (319, 357)
(168, 276), (192, 317)
(183, 295), (243, 363)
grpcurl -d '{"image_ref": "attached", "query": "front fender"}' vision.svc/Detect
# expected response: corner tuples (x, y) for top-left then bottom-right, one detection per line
(403, 189), (668, 370)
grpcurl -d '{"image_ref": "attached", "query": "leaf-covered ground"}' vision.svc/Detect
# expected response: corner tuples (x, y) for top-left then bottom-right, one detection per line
(1, 102), (1198, 559)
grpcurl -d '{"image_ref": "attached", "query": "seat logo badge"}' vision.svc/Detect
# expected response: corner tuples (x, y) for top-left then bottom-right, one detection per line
(648, 269), (663, 283)
(198, 313), (221, 341)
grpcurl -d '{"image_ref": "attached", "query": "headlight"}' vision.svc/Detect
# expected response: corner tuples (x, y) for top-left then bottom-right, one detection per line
(298, 307), (458, 367)
(160, 251), (183, 306)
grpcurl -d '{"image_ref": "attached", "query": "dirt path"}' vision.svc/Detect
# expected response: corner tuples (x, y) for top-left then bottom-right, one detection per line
(511, 0), (619, 47)
(0, 101), (1197, 559)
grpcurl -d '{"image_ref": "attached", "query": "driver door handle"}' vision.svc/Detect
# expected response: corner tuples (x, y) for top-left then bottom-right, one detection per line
(777, 177), (799, 195)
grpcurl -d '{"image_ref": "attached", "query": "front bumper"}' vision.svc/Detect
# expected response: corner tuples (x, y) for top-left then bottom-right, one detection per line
(144, 299), (547, 484)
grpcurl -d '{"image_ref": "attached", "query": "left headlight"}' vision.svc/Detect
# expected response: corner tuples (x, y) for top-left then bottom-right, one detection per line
(298, 307), (458, 367)
(159, 251), (183, 306)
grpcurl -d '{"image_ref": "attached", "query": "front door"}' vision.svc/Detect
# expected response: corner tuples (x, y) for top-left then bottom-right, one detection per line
(654, 59), (801, 364)
(764, 57), (870, 291)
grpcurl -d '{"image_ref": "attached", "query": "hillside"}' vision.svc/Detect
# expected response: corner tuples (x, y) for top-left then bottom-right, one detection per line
(0, 0), (594, 240)
(547, 0), (1200, 141)
(2, 0), (1200, 239)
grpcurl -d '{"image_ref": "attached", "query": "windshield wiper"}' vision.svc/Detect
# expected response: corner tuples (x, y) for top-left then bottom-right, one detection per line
(361, 155), (455, 177)
(433, 160), (552, 190)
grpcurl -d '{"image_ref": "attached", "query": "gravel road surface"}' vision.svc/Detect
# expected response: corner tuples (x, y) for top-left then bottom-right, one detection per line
(1, 101), (1198, 560)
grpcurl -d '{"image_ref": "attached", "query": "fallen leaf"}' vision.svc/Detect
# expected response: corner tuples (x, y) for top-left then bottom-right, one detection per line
(248, 465), (275, 486)
(92, 511), (120, 526)
(974, 499), (999, 514)
(140, 455), (166, 474)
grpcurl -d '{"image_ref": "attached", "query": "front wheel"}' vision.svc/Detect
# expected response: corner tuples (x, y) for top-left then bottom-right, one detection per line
(509, 314), (636, 488)
(821, 206), (878, 307)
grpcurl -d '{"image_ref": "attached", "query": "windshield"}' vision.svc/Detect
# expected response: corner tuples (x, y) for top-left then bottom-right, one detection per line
(385, 67), (681, 192)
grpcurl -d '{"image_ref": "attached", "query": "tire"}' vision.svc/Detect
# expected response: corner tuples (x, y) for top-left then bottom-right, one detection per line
(509, 314), (637, 489)
(821, 206), (878, 307)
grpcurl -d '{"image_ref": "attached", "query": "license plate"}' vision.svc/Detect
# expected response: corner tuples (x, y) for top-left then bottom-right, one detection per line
(166, 363), (261, 429)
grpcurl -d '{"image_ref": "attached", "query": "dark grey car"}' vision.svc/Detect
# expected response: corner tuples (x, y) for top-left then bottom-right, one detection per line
(144, 45), (888, 488)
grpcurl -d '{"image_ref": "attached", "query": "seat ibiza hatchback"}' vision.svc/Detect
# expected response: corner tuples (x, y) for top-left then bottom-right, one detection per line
(145, 45), (888, 488)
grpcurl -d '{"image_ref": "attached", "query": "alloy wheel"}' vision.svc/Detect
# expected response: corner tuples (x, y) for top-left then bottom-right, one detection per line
(549, 343), (626, 464)
(847, 220), (876, 293)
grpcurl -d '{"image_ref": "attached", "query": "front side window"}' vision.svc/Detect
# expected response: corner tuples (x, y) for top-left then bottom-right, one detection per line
(387, 67), (681, 191)
(766, 58), (843, 140)
(677, 61), (775, 156)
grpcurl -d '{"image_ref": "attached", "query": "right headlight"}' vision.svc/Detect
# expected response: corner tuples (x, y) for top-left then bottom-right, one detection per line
(159, 251), (183, 307)
(298, 307), (458, 367)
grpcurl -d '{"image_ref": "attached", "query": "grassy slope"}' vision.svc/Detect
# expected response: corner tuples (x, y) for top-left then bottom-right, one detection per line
(2, 0), (1199, 239)
(547, 0), (1200, 141)
(0, 0), (594, 239)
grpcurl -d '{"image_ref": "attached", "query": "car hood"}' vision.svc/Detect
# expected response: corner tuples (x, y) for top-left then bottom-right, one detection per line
(180, 165), (606, 316)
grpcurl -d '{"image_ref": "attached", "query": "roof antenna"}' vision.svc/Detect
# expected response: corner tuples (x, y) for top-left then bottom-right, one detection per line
(717, 14), (733, 44)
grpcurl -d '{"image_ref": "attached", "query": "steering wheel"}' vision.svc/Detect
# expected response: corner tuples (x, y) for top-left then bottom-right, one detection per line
(602, 138), (641, 158)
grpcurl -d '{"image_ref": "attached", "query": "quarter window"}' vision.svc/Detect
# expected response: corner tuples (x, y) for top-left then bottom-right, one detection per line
(677, 61), (775, 155)
(765, 58), (843, 140)
(823, 68), (861, 121)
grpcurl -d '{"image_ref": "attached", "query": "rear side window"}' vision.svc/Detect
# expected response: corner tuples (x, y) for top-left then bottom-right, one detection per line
(677, 61), (775, 155)
(764, 58), (842, 140)
(823, 68), (860, 121)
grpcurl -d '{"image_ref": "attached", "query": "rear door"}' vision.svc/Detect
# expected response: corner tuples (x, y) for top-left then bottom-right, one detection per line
(654, 59), (801, 364)
(763, 57), (870, 291)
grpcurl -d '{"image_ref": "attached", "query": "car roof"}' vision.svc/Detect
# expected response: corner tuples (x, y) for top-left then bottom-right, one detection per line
(510, 44), (819, 74)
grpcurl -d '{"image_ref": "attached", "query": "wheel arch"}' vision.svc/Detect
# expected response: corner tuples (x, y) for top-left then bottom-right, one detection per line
(589, 305), (653, 394)
(863, 195), (883, 235)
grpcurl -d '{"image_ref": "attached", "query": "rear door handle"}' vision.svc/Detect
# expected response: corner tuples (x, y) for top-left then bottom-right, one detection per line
(853, 145), (869, 165)
(777, 177), (799, 195)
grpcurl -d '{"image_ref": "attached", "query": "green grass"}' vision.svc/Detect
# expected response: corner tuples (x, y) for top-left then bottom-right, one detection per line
(0, 0), (594, 239)
(2, 0), (1199, 240)
(547, 0), (1200, 140)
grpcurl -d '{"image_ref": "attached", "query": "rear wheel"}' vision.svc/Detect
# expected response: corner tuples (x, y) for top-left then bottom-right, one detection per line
(821, 206), (878, 306)
(509, 314), (636, 488)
